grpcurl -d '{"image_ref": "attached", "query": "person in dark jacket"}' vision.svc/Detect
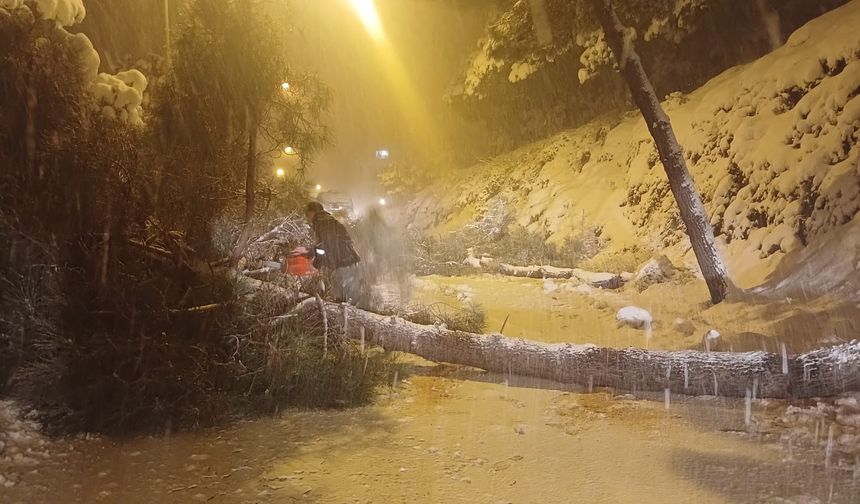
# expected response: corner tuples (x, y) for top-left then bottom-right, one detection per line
(305, 201), (364, 303)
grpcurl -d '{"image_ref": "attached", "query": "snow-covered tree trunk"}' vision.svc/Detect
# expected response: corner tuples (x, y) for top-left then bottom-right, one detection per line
(322, 303), (860, 399)
(590, 0), (731, 304)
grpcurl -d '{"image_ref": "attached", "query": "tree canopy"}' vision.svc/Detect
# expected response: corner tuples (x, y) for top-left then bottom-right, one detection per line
(446, 0), (848, 155)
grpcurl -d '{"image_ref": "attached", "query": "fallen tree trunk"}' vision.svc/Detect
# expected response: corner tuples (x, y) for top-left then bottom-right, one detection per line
(498, 263), (625, 289)
(315, 303), (859, 399)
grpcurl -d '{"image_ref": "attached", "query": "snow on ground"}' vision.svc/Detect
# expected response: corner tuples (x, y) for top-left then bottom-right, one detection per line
(0, 401), (51, 489)
(403, 0), (860, 293)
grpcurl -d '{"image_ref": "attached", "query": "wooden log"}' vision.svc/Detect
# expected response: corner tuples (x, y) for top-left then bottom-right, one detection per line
(317, 303), (859, 399)
(498, 263), (624, 289)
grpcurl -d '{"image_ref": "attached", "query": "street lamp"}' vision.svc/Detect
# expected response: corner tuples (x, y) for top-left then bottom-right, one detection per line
(281, 82), (290, 91)
(315, 184), (322, 191)
(275, 168), (286, 178)
(284, 146), (296, 155)
(379, 198), (387, 206)
(349, 0), (384, 40)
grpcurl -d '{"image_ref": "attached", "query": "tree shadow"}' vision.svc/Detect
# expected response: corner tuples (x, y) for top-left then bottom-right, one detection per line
(3, 405), (397, 504)
(670, 447), (860, 504)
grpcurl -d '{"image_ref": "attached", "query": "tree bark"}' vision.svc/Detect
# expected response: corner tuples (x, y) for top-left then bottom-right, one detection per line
(590, 0), (731, 304)
(230, 126), (258, 264)
(320, 303), (860, 399)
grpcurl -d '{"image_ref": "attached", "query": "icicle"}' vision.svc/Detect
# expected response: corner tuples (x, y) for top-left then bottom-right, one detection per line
(588, 375), (593, 393)
(393, 370), (399, 389)
(342, 304), (349, 337)
(744, 388), (752, 427)
(803, 361), (811, 382)
(781, 343), (789, 375)
(683, 363), (689, 389)
(664, 388), (671, 410)
(360, 326), (366, 353)
(752, 377), (758, 400)
(825, 424), (835, 469)
(713, 372), (719, 396)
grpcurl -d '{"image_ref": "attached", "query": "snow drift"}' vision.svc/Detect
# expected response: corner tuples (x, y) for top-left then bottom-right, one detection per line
(400, 0), (860, 290)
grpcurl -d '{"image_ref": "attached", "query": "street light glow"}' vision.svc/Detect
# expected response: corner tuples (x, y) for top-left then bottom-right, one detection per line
(349, 0), (383, 40)
(275, 168), (285, 178)
(379, 198), (387, 206)
(281, 82), (290, 91)
(284, 146), (296, 155)
(315, 184), (322, 191)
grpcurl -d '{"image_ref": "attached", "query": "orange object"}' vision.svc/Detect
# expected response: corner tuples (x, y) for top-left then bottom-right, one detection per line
(285, 254), (315, 276)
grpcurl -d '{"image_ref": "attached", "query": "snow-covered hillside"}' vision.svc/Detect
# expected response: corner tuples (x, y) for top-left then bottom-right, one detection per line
(401, 0), (860, 291)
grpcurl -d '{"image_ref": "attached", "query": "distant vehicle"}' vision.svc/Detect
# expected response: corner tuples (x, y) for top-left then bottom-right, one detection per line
(317, 190), (355, 220)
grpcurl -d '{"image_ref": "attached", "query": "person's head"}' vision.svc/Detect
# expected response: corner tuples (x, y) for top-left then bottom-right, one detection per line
(305, 201), (324, 222)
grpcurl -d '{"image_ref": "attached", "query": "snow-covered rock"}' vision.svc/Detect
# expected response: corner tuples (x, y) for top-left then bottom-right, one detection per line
(634, 255), (675, 286)
(703, 329), (722, 352)
(543, 278), (559, 293)
(616, 306), (653, 331)
(572, 269), (623, 289)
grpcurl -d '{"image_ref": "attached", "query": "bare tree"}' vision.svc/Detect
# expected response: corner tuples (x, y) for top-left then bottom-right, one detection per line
(588, 0), (730, 303)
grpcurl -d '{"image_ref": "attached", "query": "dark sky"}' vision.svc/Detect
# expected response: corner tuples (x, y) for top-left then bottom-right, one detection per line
(80, 0), (497, 206)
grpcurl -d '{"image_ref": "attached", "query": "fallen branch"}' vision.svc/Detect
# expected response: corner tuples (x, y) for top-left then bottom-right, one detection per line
(498, 263), (624, 289)
(302, 302), (859, 399)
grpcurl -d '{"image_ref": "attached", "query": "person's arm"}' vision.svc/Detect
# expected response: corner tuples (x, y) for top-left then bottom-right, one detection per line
(312, 219), (337, 268)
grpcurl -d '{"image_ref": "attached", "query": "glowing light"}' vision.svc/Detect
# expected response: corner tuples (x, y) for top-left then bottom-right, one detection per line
(315, 184), (322, 191)
(375, 149), (389, 159)
(378, 198), (387, 206)
(349, 0), (384, 40)
(284, 146), (296, 155)
(275, 168), (286, 178)
(281, 82), (291, 91)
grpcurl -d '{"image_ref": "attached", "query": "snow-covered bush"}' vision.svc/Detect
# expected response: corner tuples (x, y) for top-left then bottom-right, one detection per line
(0, 0), (147, 126)
(92, 70), (147, 126)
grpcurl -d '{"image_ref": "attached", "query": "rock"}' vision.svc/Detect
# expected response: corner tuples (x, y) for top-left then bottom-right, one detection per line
(514, 424), (527, 435)
(571, 269), (624, 289)
(703, 329), (722, 352)
(634, 255), (676, 289)
(673, 318), (696, 336)
(620, 271), (635, 282)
